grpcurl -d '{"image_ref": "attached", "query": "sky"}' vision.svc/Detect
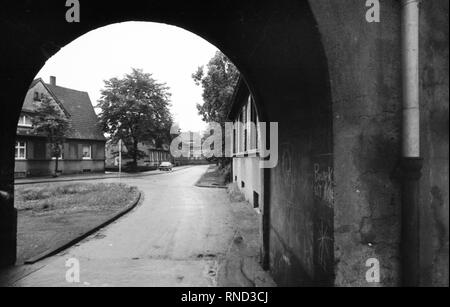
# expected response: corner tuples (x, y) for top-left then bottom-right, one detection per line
(36, 21), (219, 132)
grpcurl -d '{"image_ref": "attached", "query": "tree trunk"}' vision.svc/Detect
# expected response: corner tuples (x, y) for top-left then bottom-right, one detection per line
(54, 157), (59, 177)
(132, 138), (138, 170)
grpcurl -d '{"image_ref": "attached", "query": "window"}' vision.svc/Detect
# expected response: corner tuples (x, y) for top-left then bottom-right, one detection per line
(234, 95), (259, 156)
(233, 128), (236, 154)
(253, 191), (259, 209)
(82, 145), (92, 160)
(33, 91), (40, 101)
(238, 111), (244, 153)
(250, 98), (258, 150)
(15, 141), (26, 160)
(243, 104), (247, 152)
(17, 114), (32, 127)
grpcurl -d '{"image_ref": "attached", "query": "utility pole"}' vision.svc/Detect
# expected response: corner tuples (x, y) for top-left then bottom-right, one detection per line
(119, 139), (122, 178)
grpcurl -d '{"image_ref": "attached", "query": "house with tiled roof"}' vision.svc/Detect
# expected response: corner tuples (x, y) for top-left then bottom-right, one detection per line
(15, 76), (106, 178)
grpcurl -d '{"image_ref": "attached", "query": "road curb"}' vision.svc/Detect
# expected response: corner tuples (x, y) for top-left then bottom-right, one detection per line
(15, 166), (193, 185)
(23, 191), (142, 265)
(195, 183), (228, 189)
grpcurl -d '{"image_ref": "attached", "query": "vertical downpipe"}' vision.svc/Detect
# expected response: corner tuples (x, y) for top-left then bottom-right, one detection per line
(400, 0), (423, 287)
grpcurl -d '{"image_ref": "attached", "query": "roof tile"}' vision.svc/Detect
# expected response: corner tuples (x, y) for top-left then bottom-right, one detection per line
(45, 84), (105, 141)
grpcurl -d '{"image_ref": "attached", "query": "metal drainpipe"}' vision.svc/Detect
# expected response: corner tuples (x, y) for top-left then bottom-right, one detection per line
(400, 0), (423, 287)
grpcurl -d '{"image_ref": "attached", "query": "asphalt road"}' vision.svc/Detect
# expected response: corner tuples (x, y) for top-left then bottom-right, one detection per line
(12, 165), (239, 287)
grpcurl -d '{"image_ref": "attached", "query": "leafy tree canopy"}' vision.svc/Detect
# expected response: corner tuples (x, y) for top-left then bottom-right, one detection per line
(98, 68), (173, 167)
(32, 95), (71, 175)
(193, 51), (239, 124)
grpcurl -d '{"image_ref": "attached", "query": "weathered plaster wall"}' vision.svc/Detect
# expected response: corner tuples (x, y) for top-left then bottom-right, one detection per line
(310, 0), (449, 287)
(310, 0), (403, 286)
(233, 157), (263, 209)
(419, 0), (449, 287)
(263, 5), (334, 285)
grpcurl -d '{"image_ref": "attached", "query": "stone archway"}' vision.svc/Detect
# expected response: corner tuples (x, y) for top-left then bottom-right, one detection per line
(0, 0), (334, 286)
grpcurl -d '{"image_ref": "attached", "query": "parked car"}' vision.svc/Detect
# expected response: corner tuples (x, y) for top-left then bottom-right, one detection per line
(159, 162), (173, 171)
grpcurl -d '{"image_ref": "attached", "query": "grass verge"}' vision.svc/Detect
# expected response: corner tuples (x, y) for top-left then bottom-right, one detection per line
(195, 165), (228, 188)
(15, 182), (139, 264)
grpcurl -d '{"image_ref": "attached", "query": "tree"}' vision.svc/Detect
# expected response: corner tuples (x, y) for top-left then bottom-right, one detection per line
(193, 51), (240, 124)
(193, 51), (239, 168)
(32, 96), (71, 177)
(98, 68), (173, 169)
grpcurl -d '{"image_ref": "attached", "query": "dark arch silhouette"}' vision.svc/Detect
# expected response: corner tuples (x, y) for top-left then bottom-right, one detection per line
(0, 0), (334, 286)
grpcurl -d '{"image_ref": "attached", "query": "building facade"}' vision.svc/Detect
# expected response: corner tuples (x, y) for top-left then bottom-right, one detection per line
(15, 77), (106, 178)
(229, 78), (336, 286)
(229, 80), (264, 212)
(105, 140), (171, 168)
(172, 131), (209, 166)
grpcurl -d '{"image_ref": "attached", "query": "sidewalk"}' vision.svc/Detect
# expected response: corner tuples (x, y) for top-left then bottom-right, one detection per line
(195, 165), (228, 188)
(15, 165), (193, 185)
(218, 184), (276, 287)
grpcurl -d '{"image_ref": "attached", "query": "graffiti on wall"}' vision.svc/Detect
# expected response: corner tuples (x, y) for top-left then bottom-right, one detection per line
(317, 220), (333, 272)
(313, 163), (334, 207)
(313, 157), (335, 285)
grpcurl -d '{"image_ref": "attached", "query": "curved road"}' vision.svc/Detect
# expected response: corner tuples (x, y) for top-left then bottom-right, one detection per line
(14, 165), (239, 287)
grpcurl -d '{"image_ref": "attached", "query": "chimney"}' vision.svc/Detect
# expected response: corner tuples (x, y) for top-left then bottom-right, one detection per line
(50, 76), (56, 86)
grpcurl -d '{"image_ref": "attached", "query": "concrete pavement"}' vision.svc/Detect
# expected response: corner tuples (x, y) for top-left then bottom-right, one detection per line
(9, 165), (272, 287)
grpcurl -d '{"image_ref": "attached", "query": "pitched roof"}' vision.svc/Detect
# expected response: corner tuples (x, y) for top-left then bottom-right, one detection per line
(46, 83), (105, 141)
(24, 79), (105, 141)
(227, 76), (250, 120)
(22, 79), (70, 117)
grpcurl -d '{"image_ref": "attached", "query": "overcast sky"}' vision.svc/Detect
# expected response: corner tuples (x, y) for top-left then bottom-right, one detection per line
(36, 21), (218, 132)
